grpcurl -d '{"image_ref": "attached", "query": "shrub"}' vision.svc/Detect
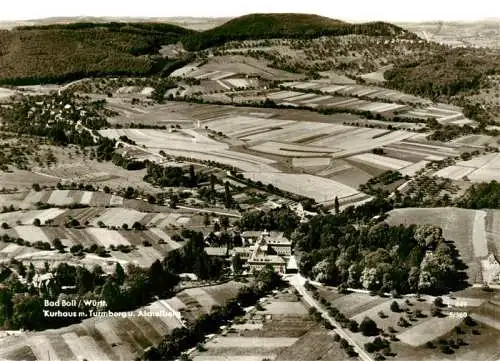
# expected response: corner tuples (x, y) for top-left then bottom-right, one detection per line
(360, 317), (379, 336)
(434, 297), (445, 308)
(390, 301), (400, 312)
(364, 342), (376, 353)
(348, 320), (359, 332)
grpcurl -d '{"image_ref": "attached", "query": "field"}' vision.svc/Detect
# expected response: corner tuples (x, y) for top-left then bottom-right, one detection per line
(170, 55), (301, 81)
(99, 127), (280, 173)
(435, 153), (500, 182)
(386, 207), (488, 283)
(33, 159), (156, 193)
(0, 282), (243, 361)
(242, 172), (365, 203)
(18, 190), (125, 208)
(93, 99), (473, 211)
(315, 285), (500, 361)
(347, 153), (412, 170)
(280, 80), (428, 106)
(190, 288), (353, 361)
(383, 140), (460, 161)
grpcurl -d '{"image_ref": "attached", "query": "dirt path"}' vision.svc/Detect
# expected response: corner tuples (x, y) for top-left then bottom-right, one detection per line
(473, 210), (488, 258)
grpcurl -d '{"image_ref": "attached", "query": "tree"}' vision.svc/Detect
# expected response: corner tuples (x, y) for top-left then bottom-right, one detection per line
(101, 279), (121, 310)
(189, 165), (197, 187)
(213, 222), (220, 233)
(232, 254), (243, 274)
(169, 194), (179, 209)
(132, 221), (143, 230)
(348, 319), (359, 332)
(33, 218), (41, 227)
(26, 263), (36, 283)
(122, 223), (128, 230)
(103, 186), (111, 194)
(114, 263), (125, 286)
(220, 216), (230, 230)
(334, 196), (340, 214)
(32, 183), (41, 192)
(76, 266), (94, 295)
(203, 213), (210, 227)
(390, 301), (401, 313)
(224, 181), (233, 207)
(359, 317), (379, 336)
(52, 238), (64, 252)
(1, 222), (9, 229)
(434, 297), (445, 308)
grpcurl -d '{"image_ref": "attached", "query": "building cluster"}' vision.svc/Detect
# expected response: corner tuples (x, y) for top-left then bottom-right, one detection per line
(205, 230), (298, 274)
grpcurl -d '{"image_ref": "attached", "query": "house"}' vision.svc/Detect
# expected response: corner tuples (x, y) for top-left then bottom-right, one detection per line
(265, 232), (292, 256)
(245, 231), (294, 274)
(232, 247), (252, 260)
(241, 231), (262, 244)
(205, 247), (229, 258)
(248, 255), (287, 274)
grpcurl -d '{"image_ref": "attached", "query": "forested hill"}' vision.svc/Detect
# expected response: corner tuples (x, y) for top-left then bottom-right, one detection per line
(0, 14), (414, 85)
(181, 13), (414, 50)
(0, 23), (194, 85)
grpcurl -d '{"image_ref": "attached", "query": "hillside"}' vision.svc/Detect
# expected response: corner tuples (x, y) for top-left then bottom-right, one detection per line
(182, 13), (413, 50)
(0, 14), (416, 84)
(385, 48), (500, 123)
(0, 23), (194, 84)
(385, 49), (500, 99)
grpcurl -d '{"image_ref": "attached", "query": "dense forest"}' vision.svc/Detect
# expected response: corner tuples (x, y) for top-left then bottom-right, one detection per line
(385, 49), (500, 103)
(182, 14), (414, 51)
(0, 23), (193, 84)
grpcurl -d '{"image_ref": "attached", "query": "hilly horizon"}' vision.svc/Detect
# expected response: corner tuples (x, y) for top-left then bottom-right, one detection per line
(0, 13), (413, 84)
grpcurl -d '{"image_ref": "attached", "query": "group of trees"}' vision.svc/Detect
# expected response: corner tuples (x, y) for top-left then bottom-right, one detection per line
(0, 93), (108, 147)
(0, 260), (179, 331)
(144, 163), (206, 188)
(385, 49), (499, 103)
(296, 208), (467, 294)
(238, 206), (300, 236)
(359, 170), (405, 196)
(163, 229), (228, 280)
(458, 180), (500, 209)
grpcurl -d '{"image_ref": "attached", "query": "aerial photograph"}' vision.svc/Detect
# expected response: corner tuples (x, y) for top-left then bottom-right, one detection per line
(0, 0), (498, 360)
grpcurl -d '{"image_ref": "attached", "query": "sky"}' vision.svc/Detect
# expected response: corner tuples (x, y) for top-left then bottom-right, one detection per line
(1, 0), (499, 22)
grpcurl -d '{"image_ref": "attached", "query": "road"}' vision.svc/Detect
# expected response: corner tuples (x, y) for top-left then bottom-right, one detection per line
(287, 274), (374, 361)
(177, 205), (241, 218)
(57, 78), (89, 95)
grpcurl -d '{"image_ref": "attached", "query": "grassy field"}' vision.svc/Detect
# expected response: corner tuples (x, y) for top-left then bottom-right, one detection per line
(316, 285), (500, 361)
